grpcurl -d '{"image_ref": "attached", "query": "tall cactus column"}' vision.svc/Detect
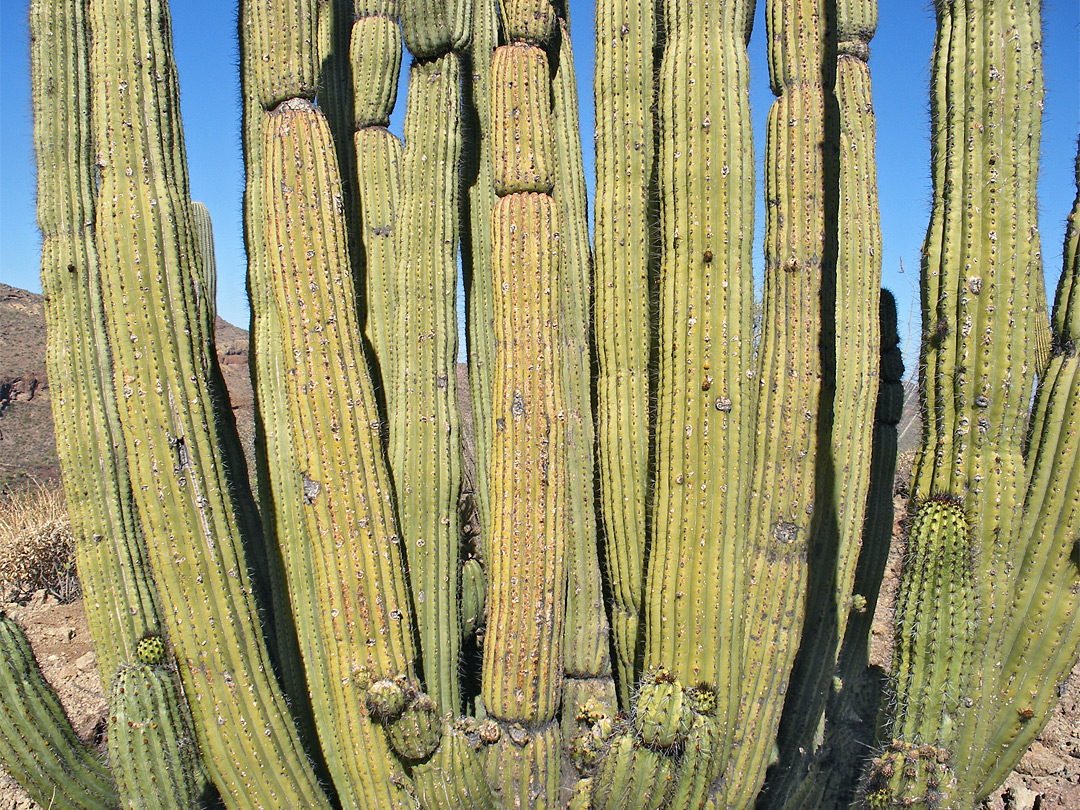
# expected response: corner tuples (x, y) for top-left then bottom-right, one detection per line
(592, 0), (654, 709)
(643, 0), (757, 742)
(245, 0), (423, 805)
(350, 1), (404, 372)
(86, 0), (330, 806)
(904, 0), (1045, 798)
(723, 0), (830, 803)
(31, 0), (164, 692)
(390, 0), (470, 717)
(550, 5), (615, 732)
(482, 4), (569, 802)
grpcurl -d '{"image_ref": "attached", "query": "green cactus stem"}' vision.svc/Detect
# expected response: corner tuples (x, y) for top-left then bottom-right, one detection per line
(722, 0), (830, 801)
(390, 7), (468, 712)
(643, 0), (757, 746)
(904, 0), (1055, 797)
(189, 202), (217, 320)
(107, 665), (206, 810)
(975, 143), (1080, 795)
(550, 5), (616, 735)
(461, 0), (499, 573)
(0, 613), (119, 810)
(592, 0), (655, 708)
(87, 1), (330, 806)
(260, 96), (420, 806)
(30, 0), (166, 694)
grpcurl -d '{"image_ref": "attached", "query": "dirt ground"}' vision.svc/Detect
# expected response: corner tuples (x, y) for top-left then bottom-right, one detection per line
(1, 491), (1078, 807)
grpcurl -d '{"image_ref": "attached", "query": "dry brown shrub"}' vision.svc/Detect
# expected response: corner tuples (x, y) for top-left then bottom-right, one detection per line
(0, 480), (79, 602)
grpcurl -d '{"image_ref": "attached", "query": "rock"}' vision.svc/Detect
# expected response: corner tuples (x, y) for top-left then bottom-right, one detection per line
(75, 650), (96, 671)
(1019, 741), (1063, 777)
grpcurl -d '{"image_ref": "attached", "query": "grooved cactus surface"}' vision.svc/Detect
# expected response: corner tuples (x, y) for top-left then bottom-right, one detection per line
(23, 0), (1079, 808)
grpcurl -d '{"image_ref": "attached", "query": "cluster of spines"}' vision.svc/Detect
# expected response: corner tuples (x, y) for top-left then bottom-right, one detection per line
(0, 612), (119, 810)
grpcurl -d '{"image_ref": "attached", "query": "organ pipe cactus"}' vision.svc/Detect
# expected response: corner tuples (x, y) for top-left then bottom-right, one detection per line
(14, 0), (1077, 809)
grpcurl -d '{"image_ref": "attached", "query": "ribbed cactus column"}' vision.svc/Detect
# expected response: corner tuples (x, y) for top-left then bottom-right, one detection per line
(390, 0), (470, 716)
(107, 664), (204, 810)
(646, 0), (758, 673)
(592, 0), (654, 708)
(643, 0), (756, 798)
(722, 0), (829, 802)
(975, 146), (1080, 796)
(30, 0), (164, 693)
(905, 0), (1046, 797)
(0, 613), (119, 810)
(550, 7), (615, 732)
(244, 0), (422, 805)
(769, 0), (883, 777)
(483, 5), (568, 798)
(464, 0), (499, 566)
(190, 202), (217, 321)
(349, 1), (404, 371)
(88, 0), (329, 806)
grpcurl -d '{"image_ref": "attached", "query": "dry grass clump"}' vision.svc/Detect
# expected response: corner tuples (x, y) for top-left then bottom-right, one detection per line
(0, 480), (79, 602)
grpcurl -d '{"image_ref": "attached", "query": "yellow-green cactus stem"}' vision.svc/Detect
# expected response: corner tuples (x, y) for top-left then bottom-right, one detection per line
(347, 1), (404, 375)
(389, 38), (466, 714)
(907, 0), (1047, 794)
(858, 742), (957, 810)
(0, 613), (119, 810)
(87, 1), (331, 806)
(643, 0), (757, 726)
(722, 0), (829, 801)
(492, 45), (555, 197)
(261, 98), (421, 807)
(499, 0), (555, 43)
(770, 0), (883, 778)
(666, 713), (724, 810)
(189, 202), (217, 320)
(975, 145), (1080, 796)
(633, 668), (693, 750)
(461, 557), (486, 637)
(350, 13), (401, 129)
(482, 722), (561, 810)
(411, 728), (497, 810)
(592, 0), (654, 707)
(463, 0), (500, 570)
(30, 0), (164, 694)
(884, 498), (975, 761)
(385, 694), (443, 760)
(108, 665), (205, 810)
(481, 192), (567, 726)
(550, 9), (615, 727)
(400, 0), (470, 59)
(590, 733), (676, 810)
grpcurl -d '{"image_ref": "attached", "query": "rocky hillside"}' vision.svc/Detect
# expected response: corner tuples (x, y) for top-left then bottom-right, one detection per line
(0, 283), (253, 490)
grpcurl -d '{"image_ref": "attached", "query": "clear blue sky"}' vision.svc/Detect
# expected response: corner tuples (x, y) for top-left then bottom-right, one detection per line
(2, 2), (1077, 371)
